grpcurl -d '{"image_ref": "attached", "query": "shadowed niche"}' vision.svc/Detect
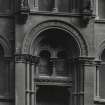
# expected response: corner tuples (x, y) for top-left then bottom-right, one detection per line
(36, 86), (70, 105)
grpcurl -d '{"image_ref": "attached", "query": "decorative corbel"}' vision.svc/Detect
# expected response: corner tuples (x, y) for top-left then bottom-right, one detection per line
(81, 0), (93, 25)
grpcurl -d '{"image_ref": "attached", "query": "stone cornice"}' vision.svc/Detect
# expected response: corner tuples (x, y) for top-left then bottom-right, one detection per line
(34, 77), (72, 86)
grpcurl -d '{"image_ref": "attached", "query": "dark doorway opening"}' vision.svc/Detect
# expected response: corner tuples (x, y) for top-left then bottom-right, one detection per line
(36, 85), (70, 105)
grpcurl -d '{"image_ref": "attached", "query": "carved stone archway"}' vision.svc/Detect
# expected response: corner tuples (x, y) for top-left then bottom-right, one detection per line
(17, 20), (89, 105)
(22, 20), (88, 56)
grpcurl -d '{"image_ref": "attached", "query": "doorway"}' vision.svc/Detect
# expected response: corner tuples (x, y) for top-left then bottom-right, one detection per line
(36, 85), (70, 105)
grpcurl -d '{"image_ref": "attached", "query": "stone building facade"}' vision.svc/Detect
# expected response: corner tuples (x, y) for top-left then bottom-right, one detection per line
(0, 0), (105, 105)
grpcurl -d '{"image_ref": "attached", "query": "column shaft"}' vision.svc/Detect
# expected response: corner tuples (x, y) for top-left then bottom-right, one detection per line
(15, 55), (26, 105)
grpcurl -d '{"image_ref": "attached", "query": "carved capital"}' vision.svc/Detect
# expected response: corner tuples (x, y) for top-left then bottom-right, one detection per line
(30, 56), (39, 64)
(94, 58), (102, 66)
(15, 54), (39, 64)
(78, 56), (94, 66)
(15, 54), (31, 63)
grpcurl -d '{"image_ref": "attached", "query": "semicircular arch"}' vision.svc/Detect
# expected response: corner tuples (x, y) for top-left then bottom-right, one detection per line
(22, 20), (88, 56)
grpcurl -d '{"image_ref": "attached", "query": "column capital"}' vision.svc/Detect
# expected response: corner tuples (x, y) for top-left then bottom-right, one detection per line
(94, 58), (102, 66)
(15, 54), (39, 63)
(77, 56), (95, 66)
(15, 54), (31, 63)
(30, 56), (39, 64)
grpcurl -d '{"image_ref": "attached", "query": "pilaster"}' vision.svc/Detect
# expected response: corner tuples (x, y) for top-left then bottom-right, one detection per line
(93, 59), (105, 103)
(72, 58), (84, 105)
(78, 56), (95, 105)
(15, 54), (38, 105)
(15, 54), (27, 105)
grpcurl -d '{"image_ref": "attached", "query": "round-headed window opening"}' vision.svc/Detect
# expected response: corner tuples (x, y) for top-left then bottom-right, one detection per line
(33, 28), (80, 58)
(38, 50), (52, 76)
(56, 50), (70, 76)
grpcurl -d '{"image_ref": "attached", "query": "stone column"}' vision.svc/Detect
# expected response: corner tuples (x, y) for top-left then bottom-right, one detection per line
(34, 0), (39, 11)
(72, 59), (78, 105)
(79, 57), (95, 105)
(95, 0), (99, 19)
(26, 55), (31, 105)
(72, 58), (83, 105)
(76, 57), (85, 105)
(52, 58), (56, 77)
(31, 56), (38, 105)
(15, 54), (30, 105)
(53, 0), (58, 12)
(94, 59), (101, 101)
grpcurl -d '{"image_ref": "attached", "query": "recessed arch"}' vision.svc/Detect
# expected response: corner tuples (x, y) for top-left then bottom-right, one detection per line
(22, 21), (87, 105)
(22, 20), (88, 56)
(38, 50), (52, 76)
(32, 28), (80, 58)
